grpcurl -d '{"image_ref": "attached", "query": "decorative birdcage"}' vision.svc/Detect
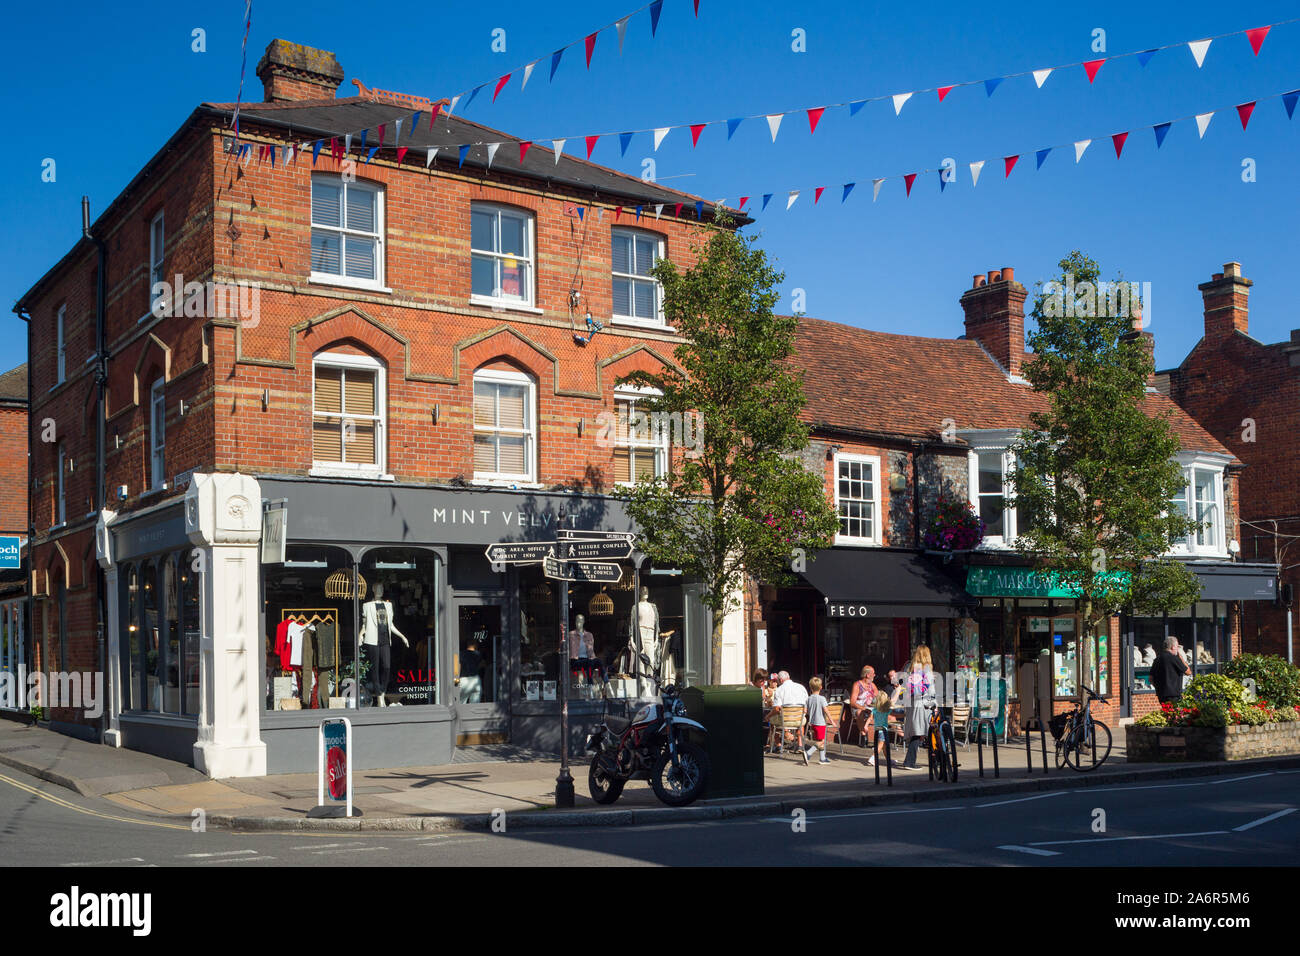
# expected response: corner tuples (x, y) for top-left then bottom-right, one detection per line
(325, 569), (367, 600)
(529, 581), (553, 603)
(588, 586), (614, 617)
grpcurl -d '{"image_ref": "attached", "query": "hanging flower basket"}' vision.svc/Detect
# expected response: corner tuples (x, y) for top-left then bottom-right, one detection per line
(923, 497), (985, 554)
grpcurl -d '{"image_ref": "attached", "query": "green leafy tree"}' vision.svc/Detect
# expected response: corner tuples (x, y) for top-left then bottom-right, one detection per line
(1010, 250), (1202, 638)
(619, 218), (838, 684)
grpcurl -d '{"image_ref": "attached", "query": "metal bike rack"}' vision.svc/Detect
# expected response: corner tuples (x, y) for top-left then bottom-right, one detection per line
(925, 719), (958, 783)
(976, 717), (1000, 778)
(1024, 719), (1049, 773)
(873, 727), (893, 787)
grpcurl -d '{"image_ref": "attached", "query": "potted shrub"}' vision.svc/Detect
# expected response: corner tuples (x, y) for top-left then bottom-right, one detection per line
(923, 497), (985, 555)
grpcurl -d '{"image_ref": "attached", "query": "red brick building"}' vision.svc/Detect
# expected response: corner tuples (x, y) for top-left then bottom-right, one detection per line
(1160, 262), (1299, 662)
(13, 39), (744, 775)
(0, 363), (30, 713)
(748, 267), (1278, 732)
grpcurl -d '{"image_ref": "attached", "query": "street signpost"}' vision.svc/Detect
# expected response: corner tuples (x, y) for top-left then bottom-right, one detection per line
(543, 554), (623, 583)
(482, 525), (637, 809)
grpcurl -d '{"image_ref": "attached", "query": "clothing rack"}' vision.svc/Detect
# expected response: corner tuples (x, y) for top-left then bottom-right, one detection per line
(281, 608), (339, 705)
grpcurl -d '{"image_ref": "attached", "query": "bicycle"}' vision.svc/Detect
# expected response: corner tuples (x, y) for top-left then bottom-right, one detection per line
(925, 703), (959, 782)
(1054, 685), (1112, 771)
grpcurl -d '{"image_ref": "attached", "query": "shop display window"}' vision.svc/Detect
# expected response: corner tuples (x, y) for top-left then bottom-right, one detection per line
(118, 548), (200, 716)
(1131, 617), (1164, 692)
(361, 548), (440, 706)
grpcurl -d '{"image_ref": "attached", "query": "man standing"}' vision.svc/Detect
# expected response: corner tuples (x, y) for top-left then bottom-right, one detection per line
(1150, 636), (1191, 704)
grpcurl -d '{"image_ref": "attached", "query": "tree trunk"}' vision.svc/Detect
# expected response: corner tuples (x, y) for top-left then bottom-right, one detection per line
(711, 610), (724, 686)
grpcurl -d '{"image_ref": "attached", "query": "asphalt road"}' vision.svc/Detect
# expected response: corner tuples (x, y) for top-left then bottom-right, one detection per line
(0, 763), (1296, 867)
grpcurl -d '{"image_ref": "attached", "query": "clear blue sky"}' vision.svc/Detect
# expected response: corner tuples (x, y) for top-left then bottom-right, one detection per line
(3, 0), (1297, 375)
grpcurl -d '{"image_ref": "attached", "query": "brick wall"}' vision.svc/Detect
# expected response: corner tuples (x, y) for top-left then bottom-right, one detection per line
(0, 404), (26, 532)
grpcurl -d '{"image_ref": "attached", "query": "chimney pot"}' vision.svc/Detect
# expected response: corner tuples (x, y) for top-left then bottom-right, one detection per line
(1212, 272), (1224, 281)
(987, 270), (1001, 284)
(973, 274), (986, 288)
(1000, 266), (1014, 282)
(1223, 261), (1241, 278)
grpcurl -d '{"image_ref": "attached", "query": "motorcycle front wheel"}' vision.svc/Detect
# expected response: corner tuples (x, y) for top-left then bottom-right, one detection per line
(588, 756), (625, 805)
(650, 742), (710, 807)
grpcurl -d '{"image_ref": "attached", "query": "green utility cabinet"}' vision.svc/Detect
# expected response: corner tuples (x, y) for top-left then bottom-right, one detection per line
(679, 684), (765, 798)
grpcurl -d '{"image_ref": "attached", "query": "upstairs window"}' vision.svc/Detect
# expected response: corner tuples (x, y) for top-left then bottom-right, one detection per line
(311, 178), (384, 288)
(471, 205), (534, 307)
(612, 389), (667, 485)
(975, 450), (1010, 542)
(1171, 463), (1225, 555)
(149, 211), (165, 310)
(473, 369), (535, 482)
(834, 453), (880, 545)
(56, 304), (66, 384)
(312, 354), (384, 474)
(611, 229), (663, 325)
(56, 444), (66, 526)
(150, 378), (166, 490)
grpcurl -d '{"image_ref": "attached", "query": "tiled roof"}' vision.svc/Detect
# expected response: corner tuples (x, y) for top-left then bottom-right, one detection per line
(204, 97), (748, 219)
(0, 364), (27, 402)
(791, 315), (1234, 459)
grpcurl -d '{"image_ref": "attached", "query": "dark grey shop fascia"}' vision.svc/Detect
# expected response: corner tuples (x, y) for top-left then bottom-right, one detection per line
(257, 477), (635, 546)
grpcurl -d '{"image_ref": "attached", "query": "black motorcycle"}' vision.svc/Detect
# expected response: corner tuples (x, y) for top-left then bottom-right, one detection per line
(585, 682), (710, 807)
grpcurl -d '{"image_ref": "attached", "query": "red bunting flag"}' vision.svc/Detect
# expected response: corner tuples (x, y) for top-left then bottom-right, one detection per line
(585, 135), (599, 158)
(519, 141), (532, 163)
(1083, 58), (1105, 83)
(1237, 101), (1257, 129)
(936, 85), (954, 102)
(1112, 131), (1129, 158)
(690, 123), (706, 146)
(674, 202), (683, 218)
(814, 186), (825, 204)
(1246, 26), (1271, 56)
(429, 102), (442, 129)
(615, 206), (623, 221)
(694, 0), (699, 14)
(585, 32), (597, 68)
(807, 107), (825, 134)
(493, 74), (511, 102)
(903, 173), (917, 196)
(396, 147), (407, 164)
(738, 196), (749, 209)
(378, 124), (386, 147)
(1004, 155), (1019, 177)
(330, 137), (340, 161)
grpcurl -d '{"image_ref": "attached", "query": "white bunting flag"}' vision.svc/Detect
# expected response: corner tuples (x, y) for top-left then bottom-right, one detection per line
(1188, 39), (1212, 68)
(552, 139), (566, 163)
(969, 160), (985, 187)
(654, 204), (663, 219)
(765, 114), (783, 142)
(521, 61), (537, 91)
(616, 16), (629, 54)
(872, 178), (885, 201)
(486, 143), (500, 168)
(345, 133), (353, 154)
(1073, 139), (1091, 162)
(1195, 112), (1214, 138)
(426, 147), (438, 167)
(283, 144), (293, 164)
(786, 190), (800, 210)
(1032, 68), (1053, 89)
(448, 94), (461, 116)
(892, 92), (913, 115)
(653, 127), (671, 150)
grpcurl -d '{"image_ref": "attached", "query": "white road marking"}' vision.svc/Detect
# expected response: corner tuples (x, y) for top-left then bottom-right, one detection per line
(1028, 829), (1228, 847)
(1209, 772), (1273, 785)
(62, 858), (147, 867)
(763, 806), (963, 823)
(181, 849), (258, 858)
(292, 843), (350, 851)
(997, 845), (1061, 857)
(310, 845), (387, 854)
(977, 792), (1067, 808)
(197, 856), (275, 864)
(1232, 808), (1296, 832)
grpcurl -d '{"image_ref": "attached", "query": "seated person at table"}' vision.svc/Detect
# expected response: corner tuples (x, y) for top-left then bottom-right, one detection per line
(767, 671), (809, 750)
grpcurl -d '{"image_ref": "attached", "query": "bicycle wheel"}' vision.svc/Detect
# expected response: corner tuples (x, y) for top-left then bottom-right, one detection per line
(1066, 718), (1112, 771)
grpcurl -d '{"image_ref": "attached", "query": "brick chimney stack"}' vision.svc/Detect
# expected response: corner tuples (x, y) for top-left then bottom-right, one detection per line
(960, 266), (1027, 377)
(256, 40), (344, 103)
(1198, 261), (1251, 342)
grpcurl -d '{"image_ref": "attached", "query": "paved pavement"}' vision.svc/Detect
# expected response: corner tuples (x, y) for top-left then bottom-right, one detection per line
(3, 715), (1299, 833)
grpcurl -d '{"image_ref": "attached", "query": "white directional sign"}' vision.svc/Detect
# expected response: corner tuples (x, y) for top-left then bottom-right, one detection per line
(555, 529), (636, 543)
(484, 541), (558, 564)
(555, 538), (634, 562)
(543, 555), (623, 583)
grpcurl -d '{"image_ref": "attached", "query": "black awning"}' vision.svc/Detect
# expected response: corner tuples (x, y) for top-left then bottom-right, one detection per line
(799, 549), (976, 619)
(1193, 563), (1278, 601)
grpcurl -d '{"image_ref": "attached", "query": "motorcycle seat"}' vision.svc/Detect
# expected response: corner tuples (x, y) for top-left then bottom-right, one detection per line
(603, 714), (630, 733)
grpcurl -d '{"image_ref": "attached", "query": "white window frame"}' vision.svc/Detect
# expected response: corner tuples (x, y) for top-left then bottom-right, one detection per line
(610, 228), (666, 327)
(309, 177), (386, 292)
(612, 386), (668, 486)
(833, 452), (881, 546)
(310, 352), (388, 479)
(968, 448), (1017, 547)
(149, 210), (165, 310)
(1168, 455), (1228, 557)
(56, 304), (66, 384)
(55, 444), (66, 527)
(472, 368), (537, 484)
(150, 378), (166, 490)
(469, 204), (535, 309)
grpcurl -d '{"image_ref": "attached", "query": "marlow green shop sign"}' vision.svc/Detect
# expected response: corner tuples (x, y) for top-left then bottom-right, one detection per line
(965, 566), (1130, 598)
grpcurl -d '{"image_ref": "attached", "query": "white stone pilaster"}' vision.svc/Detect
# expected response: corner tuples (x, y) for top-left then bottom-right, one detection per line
(186, 473), (267, 778)
(95, 510), (123, 747)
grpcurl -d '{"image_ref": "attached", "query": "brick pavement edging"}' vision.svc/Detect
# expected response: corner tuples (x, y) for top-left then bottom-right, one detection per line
(202, 755), (1300, 833)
